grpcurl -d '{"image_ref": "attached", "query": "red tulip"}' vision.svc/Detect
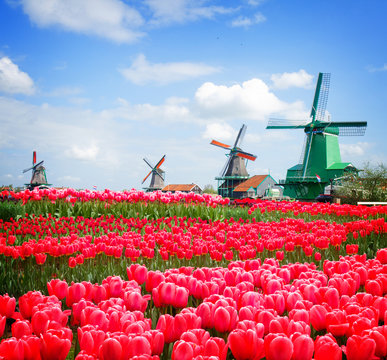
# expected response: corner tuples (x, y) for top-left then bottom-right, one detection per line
(22, 335), (41, 360)
(365, 279), (383, 296)
(228, 328), (265, 360)
(196, 302), (215, 329)
(18, 291), (45, 319)
(310, 305), (327, 331)
(40, 329), (72, 360)
(78, 328), (106, 355)
(326, 310), (350, 337)
(203, 337), (227, 360)
(80, 308), (108, 332)
(213, 306), (238, 333)
(47, 279), (68, 300)
(66, 283), (86, 307)
(171, 340), (195, 360)
(12, 319), (32, 338)
(156, 314), (177, 343)
(124, 291), (148, 312)
(143, 330), (164, 355)
(363, 328), (387, 358)
(265, 333), (293, 360)
(291, 333), (314, 360)
(0, 294), (16, 318)
(130, 336), (152, 358)
(74, 350), (97, 359)
(173, 312), (202, 340)
(0, 315), (5, 337)
(376, 248), (387, 264)
(99, 338), (122, 360)
(314, 335), (342, 360)
(127, 264), (148, 285)
(0, 338), (25, 360)
(345, 335), (376, 360)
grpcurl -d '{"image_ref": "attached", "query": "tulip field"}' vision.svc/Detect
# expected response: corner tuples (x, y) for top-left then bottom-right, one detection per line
(0, 188), (386, 360)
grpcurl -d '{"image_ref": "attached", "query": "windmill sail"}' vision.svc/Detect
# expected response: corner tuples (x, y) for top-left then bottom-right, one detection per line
(142, 155), (166, 191)
(211, 124), (257, 198)
(211, 124), (257, 178)
(311, 73), (330, 122)
(325, 121), (367, 136)
(22, 151), (50, 189)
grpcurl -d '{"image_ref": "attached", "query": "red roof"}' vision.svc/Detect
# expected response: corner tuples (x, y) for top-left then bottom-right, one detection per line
(162, 184), (201, 192)
(233, 175), (269, 192)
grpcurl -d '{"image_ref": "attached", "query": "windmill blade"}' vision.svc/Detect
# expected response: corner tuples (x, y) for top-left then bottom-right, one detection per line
(35, 160), (44, 167)
(155, 168), (164, 180)
(142, 170), (153, 184)
(310, 73), (330, 122)
(155, 155), (166, 169)
(23, 166), (34, 173)
(326, 121), (367, 136)
(220, 155), (233, 177)
(302, 132), (314, 178)
(233, 124), (247, 148)
(23, 160), (44, 173)
(210, 140), (231, 150)
(33, 151), (37, 165)
(266, 118), (309, 129)
(236, 151), (257, 161)
(143, 158), (155, 170)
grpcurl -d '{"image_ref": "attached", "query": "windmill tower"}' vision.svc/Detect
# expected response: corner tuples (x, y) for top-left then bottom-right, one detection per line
(142, 155), (166, 192)
(210, 124), (257, 198)
(266, 72), (367, 200)
(23, 151), (50, 190)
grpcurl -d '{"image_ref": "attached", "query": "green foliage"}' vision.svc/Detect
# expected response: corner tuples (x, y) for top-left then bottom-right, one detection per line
(203, 184), (217, 194)
(336, 162), (387, 204)
(0, 200), (23, 221)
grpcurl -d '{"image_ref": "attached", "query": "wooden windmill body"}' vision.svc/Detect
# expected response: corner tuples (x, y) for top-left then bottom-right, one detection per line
(142, 155), (166, 192)
(23, 151), (50, 190)
(210, 124), (257, 198)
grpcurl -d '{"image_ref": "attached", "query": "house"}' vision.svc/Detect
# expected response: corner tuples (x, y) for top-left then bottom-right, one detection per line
(232, 175), (283, 199)
(162, 184), (203, 194)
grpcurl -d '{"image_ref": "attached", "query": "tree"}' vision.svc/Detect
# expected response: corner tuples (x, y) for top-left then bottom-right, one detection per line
(203, 184), (217, 194)
(336, 162), (387, 204)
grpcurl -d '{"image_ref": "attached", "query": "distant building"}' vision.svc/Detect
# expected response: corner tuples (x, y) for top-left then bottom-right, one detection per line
(232, 174), (282, 199)
(162, 184), (203, 194)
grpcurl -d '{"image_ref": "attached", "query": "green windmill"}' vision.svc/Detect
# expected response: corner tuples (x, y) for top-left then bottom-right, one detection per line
(266, 73), (367, 200)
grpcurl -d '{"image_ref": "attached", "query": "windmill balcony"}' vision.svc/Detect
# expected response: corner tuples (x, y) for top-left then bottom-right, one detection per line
(285, 175), (323, 183)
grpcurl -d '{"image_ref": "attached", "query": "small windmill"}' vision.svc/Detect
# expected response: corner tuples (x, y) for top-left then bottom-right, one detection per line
(266, 72), (367, 200)
(210, 124), (257, 198)
(142, 155), (166, 192)
(23, 151), (50, 190)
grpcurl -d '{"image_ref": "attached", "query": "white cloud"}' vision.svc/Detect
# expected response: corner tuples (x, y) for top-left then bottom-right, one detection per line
(0, 57), (35, 95)
(57, 175), (81, 182)
(271, 69), (314, 89)
(65, 144), (99, 161)
(231, 12), (266, 28)
(47, 86), (83, 97)
(21, 0), (145, 43)
(195, 78), (307, 121)
(247, 0), (266, 6)
(119, 54), (221, 85)
(144, 0), (235, 26)
(367, 64), (387, 72)
(202, 122), (235, 141)
(340, 142), (371, 157)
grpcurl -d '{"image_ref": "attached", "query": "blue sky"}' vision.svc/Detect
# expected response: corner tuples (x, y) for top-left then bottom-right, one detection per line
(0, 0), (386, 191)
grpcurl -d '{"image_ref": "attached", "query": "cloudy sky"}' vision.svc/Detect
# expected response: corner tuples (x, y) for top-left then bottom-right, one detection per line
(0, 0), (386, 190)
